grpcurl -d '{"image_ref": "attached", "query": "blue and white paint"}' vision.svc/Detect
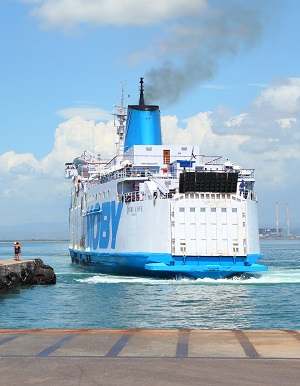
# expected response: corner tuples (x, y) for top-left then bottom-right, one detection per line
(86, 201), (123, 250)
(66, 79), (267, 279)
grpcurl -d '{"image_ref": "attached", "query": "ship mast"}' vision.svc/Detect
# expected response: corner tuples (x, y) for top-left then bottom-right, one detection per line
(113, 83), (127, 158)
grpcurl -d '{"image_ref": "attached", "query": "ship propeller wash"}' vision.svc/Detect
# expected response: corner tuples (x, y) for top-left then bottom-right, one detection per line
(65, 78), (267, 279)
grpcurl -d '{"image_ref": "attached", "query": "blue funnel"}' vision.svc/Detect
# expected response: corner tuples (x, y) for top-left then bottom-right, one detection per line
(124, 78), (162, 150)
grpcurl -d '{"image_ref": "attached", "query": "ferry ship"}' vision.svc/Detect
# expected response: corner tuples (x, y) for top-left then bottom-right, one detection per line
(65, 78), (267, 279)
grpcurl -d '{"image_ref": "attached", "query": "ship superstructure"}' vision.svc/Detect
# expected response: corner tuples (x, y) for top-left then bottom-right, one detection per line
(65, 78), (267, 279)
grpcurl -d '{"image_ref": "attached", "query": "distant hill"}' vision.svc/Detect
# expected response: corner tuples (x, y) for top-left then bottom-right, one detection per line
(0, 222), (69, 241)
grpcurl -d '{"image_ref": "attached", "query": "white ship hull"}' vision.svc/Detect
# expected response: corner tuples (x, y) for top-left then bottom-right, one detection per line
(66, 79), (267, 279)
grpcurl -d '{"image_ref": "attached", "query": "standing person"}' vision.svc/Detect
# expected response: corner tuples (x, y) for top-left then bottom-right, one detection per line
(14, 241), (21, 261)
(239, 179), (246, 197)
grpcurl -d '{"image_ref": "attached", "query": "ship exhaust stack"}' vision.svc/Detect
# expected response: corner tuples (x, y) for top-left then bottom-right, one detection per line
(124, 77), (162, 151)
(139, 77), (145, 106)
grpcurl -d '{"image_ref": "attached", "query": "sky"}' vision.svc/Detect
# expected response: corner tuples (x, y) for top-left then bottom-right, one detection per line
(0, 0), (300, 231)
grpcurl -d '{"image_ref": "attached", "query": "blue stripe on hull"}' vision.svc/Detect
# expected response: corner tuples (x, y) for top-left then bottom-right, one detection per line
(70, 249), (267, 279)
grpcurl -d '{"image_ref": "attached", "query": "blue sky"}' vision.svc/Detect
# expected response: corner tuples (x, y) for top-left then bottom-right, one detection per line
(1, 0), (300, 231)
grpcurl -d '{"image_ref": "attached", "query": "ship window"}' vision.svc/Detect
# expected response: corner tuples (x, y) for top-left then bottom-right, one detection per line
(190, 208), (195, 212)
(200, 208), (205, 212)
(179, 208), (185, 212)
(232, 208), (237, 212)
(146, 147), (152, 151)
(181, 147), (187, 151)
(107, 190), (110, 197)
(211, 208), (216, 212)
(103, 192), (105, 199)
(180, 240), (186, 253)
(221, 208), (227, 212)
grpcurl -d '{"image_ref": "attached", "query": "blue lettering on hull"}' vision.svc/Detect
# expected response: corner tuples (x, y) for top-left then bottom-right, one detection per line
(86, 201), (123, 250)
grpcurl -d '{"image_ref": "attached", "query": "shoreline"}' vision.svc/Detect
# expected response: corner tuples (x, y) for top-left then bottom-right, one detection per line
(0, 240), (68, 243)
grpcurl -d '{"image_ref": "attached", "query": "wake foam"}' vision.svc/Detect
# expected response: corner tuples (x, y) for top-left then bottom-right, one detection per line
(74, 269), (300, 285)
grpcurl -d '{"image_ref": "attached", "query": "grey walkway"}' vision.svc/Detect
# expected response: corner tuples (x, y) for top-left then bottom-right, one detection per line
(0, 329), (299, 385)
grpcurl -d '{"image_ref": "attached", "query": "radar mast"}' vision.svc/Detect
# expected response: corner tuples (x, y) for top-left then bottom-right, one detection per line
(113, 83), (127, 158)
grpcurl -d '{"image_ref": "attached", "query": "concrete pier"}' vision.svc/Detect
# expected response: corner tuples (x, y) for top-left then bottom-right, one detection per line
(0, 259), (56, 290)
(0, 260), (35, 289)
(0, 329), (299, 385)
(0, 259), (35, 273)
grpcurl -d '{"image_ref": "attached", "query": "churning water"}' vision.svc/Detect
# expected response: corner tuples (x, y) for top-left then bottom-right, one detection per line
(0, 239), (299, 330)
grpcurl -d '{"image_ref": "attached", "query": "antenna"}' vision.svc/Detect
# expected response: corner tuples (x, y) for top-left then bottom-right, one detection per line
(113, 82), (127, 158)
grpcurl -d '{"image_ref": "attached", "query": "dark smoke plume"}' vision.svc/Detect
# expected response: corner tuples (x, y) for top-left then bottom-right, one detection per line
(144, 1), (275, 107)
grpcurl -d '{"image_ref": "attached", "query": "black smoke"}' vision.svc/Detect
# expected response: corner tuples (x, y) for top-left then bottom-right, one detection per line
(145, 0), (280, 107)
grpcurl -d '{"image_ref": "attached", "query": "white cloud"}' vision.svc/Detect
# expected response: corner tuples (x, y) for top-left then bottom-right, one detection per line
(224, 113), (248, 128)
(25, 0), (207, 29)
(253, 78), (300, 117)
(0, 151), (40, 173)
(217, 78), (300, 141)
(277, 118), (297, 129)
(42, 116), (117, 178)
(0, 117), (117, 225)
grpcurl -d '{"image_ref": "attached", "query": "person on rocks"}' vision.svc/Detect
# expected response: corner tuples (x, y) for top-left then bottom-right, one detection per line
(14, 241), (21, 261)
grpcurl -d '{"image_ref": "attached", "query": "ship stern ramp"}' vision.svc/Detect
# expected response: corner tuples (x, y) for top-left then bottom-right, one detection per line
(142, 192), (267, 279)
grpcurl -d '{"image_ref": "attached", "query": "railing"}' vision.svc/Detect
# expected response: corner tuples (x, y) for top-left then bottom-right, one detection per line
(118, 191), (143, 203)
(78, 164), (257, 204)
(175, 190), (257, 203)
(87, 167), (155, 188)
(243, 189), (257, 201)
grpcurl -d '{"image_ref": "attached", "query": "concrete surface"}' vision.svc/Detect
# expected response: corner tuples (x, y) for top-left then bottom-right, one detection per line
(0, 329), (299, 385)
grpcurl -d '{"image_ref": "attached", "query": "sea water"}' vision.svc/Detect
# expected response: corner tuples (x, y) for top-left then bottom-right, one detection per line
(0, 239), (299, 330)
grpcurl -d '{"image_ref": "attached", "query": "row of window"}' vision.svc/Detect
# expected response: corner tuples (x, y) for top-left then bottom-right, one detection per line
(179, 207), (238, 213)
(145, 147), (188, 152)
(87, 190), (110, 202)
